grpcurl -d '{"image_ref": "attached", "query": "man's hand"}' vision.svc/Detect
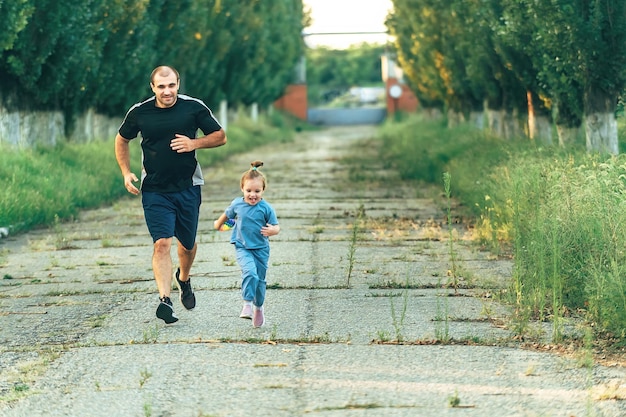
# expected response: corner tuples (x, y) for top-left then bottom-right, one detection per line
(170, 134), (196, 153)
(124, 173), (140, 195)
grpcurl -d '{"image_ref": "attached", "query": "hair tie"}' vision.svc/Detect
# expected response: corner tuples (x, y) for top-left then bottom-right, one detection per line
(251, 166), (257, 171)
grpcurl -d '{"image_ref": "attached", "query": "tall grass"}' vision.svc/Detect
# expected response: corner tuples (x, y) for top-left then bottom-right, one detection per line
(378, 114), (626, 345)
(0, 141), (129, 233)
(0, 111), (301, 234)
(503, 152), (626, 342)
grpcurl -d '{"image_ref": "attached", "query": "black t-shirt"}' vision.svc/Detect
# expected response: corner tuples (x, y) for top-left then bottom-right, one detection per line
(118, 94), (222, 193)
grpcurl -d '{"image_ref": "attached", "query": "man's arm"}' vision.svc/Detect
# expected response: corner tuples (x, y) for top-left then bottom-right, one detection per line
(170, 129), (227, 153)
(114, 133), (140, 195)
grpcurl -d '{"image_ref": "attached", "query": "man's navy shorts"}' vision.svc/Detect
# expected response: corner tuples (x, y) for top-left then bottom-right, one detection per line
(141, 185), (201, 250)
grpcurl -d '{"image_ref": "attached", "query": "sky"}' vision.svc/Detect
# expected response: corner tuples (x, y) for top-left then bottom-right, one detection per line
(302, 0), (394, 49)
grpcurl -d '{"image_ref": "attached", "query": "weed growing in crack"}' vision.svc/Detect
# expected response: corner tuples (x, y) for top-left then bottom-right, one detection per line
(346, 204), (365, 287)
(269, 323), (278, 341)
(101, 238), (121, 248)
(448, 390), (460, 407)
(13, 383), (29, 393)
(309, 332), (332, 343)
(47, 255), (60, 269)
(434, 277), (450, 343)
(143, 400), (152, 417)
(442, 172), (459, 294)
(577, 324), (595, 369)
(480, 301), (494, 321)
(87, 314), (107, 328)
(139, 368), (152, 388)
(524, 363), (537, 376)
(376, 330), (391, 343)
(309, 225), (325, 234)
(390, 277), (409, 342)
(142, 324), (159, 344)
(221, 255), (235, 266)
(0, 347), (62, 403)
(52, 215), (74, 250)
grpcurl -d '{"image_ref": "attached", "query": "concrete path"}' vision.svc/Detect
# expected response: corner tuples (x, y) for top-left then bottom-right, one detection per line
(0, 126), (624, 417)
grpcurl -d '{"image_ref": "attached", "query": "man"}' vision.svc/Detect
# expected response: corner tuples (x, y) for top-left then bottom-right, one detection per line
(115, 65), (227, 323)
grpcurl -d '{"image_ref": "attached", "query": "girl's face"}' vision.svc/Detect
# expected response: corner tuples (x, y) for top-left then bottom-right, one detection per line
(242, 177), (265, 205)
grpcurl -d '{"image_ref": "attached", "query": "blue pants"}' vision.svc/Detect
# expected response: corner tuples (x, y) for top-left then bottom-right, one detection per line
(235, 244), (269, 307)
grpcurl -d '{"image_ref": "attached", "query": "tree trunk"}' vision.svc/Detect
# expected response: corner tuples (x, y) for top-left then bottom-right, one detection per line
(556, 124), (580, 147)
(0, 106), (118, 147)
(486, 108), (504, 138)
(469, 110), (484, 129)
(584, 87), (619, 155)
(553, 98), (583, 148)
(527, 91), (553, 145)
(446, 109), (466, 128)
(0, 105), (64, 147)
(585, 112), (618, 154)
(503, 108), (524, 140)
(69, 108), (119, 143)
(422, 107), (443, 120)
(533, 115), (553, 145)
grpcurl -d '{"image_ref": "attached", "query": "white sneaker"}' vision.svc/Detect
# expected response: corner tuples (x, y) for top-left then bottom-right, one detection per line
(252, 305), (265, 328)
(240, 303), (253, 319)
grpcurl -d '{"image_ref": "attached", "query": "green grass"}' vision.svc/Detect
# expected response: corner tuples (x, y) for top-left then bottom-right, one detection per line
(0, 111), (301, 234)
(378, 113), (626, 346)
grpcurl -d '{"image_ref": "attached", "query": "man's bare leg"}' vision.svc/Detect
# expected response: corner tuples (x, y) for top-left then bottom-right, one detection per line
(153, 237), (179, 323)
(177, 242), (197, 282)
(153, 237), (174, 297)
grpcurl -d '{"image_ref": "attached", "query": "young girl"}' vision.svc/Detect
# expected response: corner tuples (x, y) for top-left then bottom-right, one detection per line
(214, 160), (280, 327)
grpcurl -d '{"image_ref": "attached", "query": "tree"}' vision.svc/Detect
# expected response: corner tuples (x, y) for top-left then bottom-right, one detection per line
(0, 0), (112, 122)
(0, 0), (306, 130)
(578, 0), (626, 154)
(92, 0), (159, 117)
(498, 0), (555, 144)
(388, 0), (528, 136)
(217, 0), (304, 108)
(0, 0), (34, 52)
(386, 0), (447, 112)
(522, 0), (584, 146)
(388, 0), (626, 152)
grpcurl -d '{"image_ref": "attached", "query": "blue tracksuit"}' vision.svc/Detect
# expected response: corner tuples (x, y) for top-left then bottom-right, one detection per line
(225, 197), (278, 307)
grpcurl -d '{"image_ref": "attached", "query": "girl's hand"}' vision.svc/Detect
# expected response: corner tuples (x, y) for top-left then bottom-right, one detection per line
(215, 218), (235, 231)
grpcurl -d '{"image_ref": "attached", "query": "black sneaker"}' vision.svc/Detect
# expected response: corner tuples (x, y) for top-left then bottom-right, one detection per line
(175, 268), (196, 310)
(156, 296), (178, 324)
